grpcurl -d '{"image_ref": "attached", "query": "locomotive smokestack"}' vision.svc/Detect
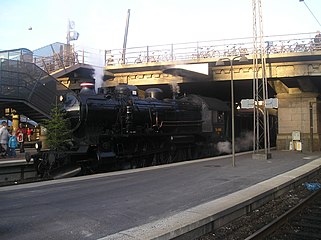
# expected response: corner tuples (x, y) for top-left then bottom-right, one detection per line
(80, 82), (96, 95)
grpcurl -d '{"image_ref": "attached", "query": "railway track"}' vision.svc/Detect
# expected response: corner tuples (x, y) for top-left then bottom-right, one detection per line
(198, 170), (321, 240)
(247, 187), (321, 240)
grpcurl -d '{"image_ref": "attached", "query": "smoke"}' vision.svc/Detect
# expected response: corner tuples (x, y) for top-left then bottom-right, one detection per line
(170, 82), (180, 99)
(83, 48), (105, 91)
(216, 131), (254, 154)
(93, 66), (104, 90)
(235, 131), (254, 152)
(93, 49), (105, 91)
(217, 141), (232, 154)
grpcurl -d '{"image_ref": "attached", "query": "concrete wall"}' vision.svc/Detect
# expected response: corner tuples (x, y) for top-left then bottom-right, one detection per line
(103, 70), (185, 87)
(276, 92), (321, 151)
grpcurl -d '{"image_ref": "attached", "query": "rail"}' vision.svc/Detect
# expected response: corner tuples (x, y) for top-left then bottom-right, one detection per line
(246, 188), (321, 239)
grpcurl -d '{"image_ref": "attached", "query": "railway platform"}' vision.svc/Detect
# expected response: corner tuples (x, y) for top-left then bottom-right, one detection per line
(0, 150), (30, 164)
(0, 149), (36, 185)
(1, 150), (321, 240)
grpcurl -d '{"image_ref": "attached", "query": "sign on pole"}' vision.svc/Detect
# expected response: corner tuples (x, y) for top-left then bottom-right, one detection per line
(241, 99), (255, 109)
(241, 98), (278, 109)
(265, 98), (278, 108)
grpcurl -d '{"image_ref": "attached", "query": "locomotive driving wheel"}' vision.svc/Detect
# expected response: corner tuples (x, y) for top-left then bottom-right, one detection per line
(153, 142), (171, 165)
(36, 152), (56, 178)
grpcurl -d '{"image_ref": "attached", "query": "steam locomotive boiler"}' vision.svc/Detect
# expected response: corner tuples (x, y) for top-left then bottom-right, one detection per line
(29, 83), (230, 178)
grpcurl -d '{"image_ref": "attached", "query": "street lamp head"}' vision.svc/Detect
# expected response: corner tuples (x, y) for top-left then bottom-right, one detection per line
(215, 59), (226, 66)
(216, 56), (248, 66)
(238, 55), (249, 63)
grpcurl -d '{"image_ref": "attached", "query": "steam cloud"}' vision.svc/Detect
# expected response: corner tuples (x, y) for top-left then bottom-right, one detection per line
(86, 49), (105, 91)
(217, 141), (232, 154)
(216, 131), (254, 154)
(93, 66), (104, 90)
(235, 131), (254, 152)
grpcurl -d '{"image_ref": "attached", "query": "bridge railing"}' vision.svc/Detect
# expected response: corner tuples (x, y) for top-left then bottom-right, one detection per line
(103, 32), (321, 66)
(1, 32), (321, 71)
(33, 44), (80, 74)
(0, 58), (74, 119)
(0, 45), (83, 75)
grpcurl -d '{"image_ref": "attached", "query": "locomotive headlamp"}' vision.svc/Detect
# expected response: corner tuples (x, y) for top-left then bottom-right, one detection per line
(59, 95), (64, 102)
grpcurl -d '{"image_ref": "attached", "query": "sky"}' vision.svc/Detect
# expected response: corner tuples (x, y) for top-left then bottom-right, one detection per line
(1, 0), (321, 53)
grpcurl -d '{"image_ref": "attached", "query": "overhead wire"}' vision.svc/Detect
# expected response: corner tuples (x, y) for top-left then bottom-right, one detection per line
(300, 0), (321, 28)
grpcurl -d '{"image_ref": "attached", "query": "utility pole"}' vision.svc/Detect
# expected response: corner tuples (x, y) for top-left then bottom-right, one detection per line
(122, 9), (131, 64)
(252, 0), (271, 159)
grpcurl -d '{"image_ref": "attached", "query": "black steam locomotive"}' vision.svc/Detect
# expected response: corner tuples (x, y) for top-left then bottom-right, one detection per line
(28, 83), (230, 178)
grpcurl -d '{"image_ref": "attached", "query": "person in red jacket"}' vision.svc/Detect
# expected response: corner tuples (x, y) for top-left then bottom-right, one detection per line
(27, 128), (33, 142)
(16, 123), (26, 153)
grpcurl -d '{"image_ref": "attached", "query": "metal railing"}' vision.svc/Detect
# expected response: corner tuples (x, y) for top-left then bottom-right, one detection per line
(0, 58), (75, 120)
(103, 32), (321, 66)
(2, 32), (321, 75)
(0, 45), (83, 75)
(33, 45), (80, 74)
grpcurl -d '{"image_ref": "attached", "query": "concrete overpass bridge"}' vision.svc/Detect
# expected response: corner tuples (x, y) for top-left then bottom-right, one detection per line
(103, 32), (321, 152)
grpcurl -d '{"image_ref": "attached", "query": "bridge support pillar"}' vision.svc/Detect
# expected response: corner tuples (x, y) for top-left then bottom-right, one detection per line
(12, 114), (19, 131)
(276, 92), (321, 152)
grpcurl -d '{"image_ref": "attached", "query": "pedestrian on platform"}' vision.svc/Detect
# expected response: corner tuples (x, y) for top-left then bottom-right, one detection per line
(16, 123), (26, 153)
(27, 128), (33, 142)
(8, 131), (18, 158)
(0, 121), (10, 157)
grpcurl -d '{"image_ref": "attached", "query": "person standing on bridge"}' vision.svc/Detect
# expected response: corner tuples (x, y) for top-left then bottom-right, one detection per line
(314, 31), (321, 50)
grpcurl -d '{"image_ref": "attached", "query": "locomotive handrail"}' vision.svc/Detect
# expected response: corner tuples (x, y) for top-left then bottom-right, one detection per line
(161, 120), (203, 123)
(160, 120), (203, 127)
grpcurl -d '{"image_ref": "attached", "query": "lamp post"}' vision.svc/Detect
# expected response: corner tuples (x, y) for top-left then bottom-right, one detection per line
(216, 55), (248, 167)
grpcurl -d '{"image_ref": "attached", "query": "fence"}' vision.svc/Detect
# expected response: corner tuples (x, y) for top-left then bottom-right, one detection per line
(102, 31), (321, 66)
(1, 32), (321, 72)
